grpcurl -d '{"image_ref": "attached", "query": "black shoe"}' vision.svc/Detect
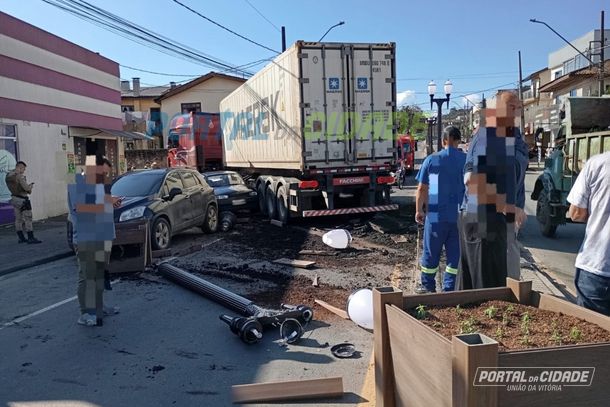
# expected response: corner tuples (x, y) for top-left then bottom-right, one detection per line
(26, 232), (42, 244)
(17, 231), (27, 243)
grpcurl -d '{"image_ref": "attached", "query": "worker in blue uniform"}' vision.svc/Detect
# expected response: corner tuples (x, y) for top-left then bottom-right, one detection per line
(415, 126), (467, 292)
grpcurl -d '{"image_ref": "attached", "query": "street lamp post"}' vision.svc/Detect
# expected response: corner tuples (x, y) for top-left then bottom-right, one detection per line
(428, 80), (453, 152)
(319, 21), (345, 42)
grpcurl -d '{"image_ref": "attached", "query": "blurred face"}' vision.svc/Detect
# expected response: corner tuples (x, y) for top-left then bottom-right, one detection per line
(15, 163), (26, 174)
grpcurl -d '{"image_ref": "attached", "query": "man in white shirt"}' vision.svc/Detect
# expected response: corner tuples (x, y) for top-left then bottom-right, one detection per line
(567, 151), (610, 315)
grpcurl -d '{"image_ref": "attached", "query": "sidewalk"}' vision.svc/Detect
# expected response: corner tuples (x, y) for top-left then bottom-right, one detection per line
(0, 214), (73, 276)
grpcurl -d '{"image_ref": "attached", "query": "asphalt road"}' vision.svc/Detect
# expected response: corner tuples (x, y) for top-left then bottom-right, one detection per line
(519, 169), (586, 294)
(0, 255), (374, 407)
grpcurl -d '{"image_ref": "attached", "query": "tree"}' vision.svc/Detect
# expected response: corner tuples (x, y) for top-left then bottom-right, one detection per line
(396, 105), (427, 137)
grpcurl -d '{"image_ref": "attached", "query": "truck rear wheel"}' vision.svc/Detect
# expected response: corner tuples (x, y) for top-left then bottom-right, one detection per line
(257, 183), (268, 215)
(266, 184), (277, 220)
(536, 192), (557, 238)
(276, 184), (289, 224)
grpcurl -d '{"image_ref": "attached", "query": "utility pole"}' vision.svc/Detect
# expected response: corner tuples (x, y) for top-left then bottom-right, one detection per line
(281, 26), (286, 52)
(600, 11), (605, 96)
(518, 50), (525, 135)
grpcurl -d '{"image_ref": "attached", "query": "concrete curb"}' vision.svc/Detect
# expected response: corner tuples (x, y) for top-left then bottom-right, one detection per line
(0, 251), (74, 277)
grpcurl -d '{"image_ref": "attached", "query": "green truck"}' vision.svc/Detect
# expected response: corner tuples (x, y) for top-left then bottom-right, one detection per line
(531, 97), (610, 237)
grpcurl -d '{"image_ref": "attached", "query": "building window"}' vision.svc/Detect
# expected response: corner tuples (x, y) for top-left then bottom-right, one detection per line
(122, 105), (135, 112)
(554, 70), (562, 80)
(181, 103), (201, 114)
(569, 89), (577, 97)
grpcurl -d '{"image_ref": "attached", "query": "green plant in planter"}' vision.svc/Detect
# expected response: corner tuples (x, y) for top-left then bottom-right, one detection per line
(415, 304), (427, 320)
(570, 326), (582, 341)
(460, 316), (477, 334)
(484, 305), (498, 319)
(550, 319), (562, 346)
(520, 334), (531, 346)
(506, 304), (515, 313)
(495, 326), (504, 339)
(455, 305), (463, 317)
(521, 312), (531, 335)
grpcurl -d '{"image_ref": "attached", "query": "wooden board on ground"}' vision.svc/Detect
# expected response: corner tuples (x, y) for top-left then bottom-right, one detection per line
(232, 376), (343, 403)
(315, 299), (349, 319)
(152, 249), (172, 258)
(299, 249), (338, 256)
(391, 235), (408, 244)
(270, 219), (284, 227)
(273, 258), (316, 269)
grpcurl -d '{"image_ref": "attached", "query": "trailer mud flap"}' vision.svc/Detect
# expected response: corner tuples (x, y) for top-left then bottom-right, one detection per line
(302, 204), (398, 217)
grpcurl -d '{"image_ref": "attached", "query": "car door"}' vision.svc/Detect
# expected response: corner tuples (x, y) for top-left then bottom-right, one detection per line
(179, 170), (206, 226)
(197, 173), (216, 213)
(162, 171), (190, 231)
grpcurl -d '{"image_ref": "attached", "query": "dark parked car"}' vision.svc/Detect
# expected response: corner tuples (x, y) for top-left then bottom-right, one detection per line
(67, 168), (218, 251)
(201, 171), (258, 213)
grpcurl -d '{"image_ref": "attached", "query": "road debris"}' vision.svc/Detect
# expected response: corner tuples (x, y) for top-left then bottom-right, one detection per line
(273, 258), (316, 269)
(322, 229), (352, 249)
(231, 376), (344, 403)
(330, 343), (356, 358)
(346, 289), (374, 330)
(314, 299), (349, 319)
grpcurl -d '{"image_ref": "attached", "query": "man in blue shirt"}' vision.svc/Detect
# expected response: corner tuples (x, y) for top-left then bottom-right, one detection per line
(415, 126), (467, 292)
(68, 155), (121, 326)
(457, 91), (528, 289)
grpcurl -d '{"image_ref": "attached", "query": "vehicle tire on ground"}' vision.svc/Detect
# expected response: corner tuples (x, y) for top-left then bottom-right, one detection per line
(266, 184), (277, 220)
(202, 204), (219, 233)
(276, 184), (289, 224)
(257, 183), (267, 215)
(151, 217), (171, 250)
(536, 191), (557, 238)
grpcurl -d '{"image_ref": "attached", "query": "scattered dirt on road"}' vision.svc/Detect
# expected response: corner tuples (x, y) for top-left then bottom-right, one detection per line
(167, 209), (420, 319)
(413, 300), (610, 352)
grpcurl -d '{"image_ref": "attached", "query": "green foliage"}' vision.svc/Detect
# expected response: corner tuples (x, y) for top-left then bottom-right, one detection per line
(550, 319), (562, 346)
(484, 305), (498, 319)
(460, 316), (477, 334)
(495, 326), (504, 339)
(415, 304), (427, 320)
(396, 105), (427, 135)
(520, 312), (531, 335)
(455, 305), (463, 317)
(569, 326), (582, 341)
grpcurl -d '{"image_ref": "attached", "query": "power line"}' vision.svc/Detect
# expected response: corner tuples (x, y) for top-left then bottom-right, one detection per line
(120, 64), (201, 77)
(41, 0), (256, 76)
(243, 0), (280, 32)
(171, 0), (280, 54)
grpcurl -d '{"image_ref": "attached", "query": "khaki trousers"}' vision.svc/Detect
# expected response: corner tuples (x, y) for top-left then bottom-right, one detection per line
(10, 197), (32, 232)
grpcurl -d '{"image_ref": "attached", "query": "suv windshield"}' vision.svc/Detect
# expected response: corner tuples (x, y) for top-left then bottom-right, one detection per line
(205, 173), (244, 187)
(111, 171), (163, 197)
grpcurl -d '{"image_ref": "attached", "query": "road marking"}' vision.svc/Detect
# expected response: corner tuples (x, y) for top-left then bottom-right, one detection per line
(0, 296), (77, 330)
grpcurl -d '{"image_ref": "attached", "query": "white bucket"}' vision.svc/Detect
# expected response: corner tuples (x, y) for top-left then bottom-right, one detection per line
(322, 229), (352, 249)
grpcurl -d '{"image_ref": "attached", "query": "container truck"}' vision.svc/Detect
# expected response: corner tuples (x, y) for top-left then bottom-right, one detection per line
(167, 112), (223, 171)
(531, 96), (610, 237)
(219, 41), (399, 222)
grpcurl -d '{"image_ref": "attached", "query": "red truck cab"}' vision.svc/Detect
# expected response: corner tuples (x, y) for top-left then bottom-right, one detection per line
(167, 112), (223, 171)
(396, 134), (415, 174)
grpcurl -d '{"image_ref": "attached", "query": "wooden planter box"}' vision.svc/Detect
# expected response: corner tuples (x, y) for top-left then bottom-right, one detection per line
(108, 219), (151, 274)
(373, 279), (610, 407)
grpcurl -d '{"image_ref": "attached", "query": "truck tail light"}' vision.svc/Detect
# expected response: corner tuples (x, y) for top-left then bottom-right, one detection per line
(377, 176), (395, 184)
(299, 180), (319, 189)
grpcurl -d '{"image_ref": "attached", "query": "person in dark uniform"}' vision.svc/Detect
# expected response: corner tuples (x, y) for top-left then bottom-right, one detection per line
(5, 161), (41, 244)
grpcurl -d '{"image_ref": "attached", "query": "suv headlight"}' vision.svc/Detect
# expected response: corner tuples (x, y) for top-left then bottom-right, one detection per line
(249, 191), (257, 196)
(217, 194), (229, 200)
(119, 206), (146, 222)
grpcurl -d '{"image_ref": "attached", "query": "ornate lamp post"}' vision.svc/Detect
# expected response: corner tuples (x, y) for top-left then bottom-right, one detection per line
(428, 80), (453, 152)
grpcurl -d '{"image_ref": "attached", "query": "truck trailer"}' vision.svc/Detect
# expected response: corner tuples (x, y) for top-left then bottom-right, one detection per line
(219, 41), (399, 222)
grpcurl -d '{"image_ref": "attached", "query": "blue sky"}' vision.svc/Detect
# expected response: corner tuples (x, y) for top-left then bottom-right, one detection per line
(2, 0), (607, 113)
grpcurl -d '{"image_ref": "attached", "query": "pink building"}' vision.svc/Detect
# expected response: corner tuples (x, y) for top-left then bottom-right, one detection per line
(0, 11), (125, 223)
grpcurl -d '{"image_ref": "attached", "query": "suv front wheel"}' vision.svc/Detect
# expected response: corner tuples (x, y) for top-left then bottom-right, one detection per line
(151, 217), (172, 250)
(202, 204), (218, 233)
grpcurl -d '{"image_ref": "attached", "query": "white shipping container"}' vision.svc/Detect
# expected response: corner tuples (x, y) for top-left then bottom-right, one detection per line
(220, 41), (396, 171)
